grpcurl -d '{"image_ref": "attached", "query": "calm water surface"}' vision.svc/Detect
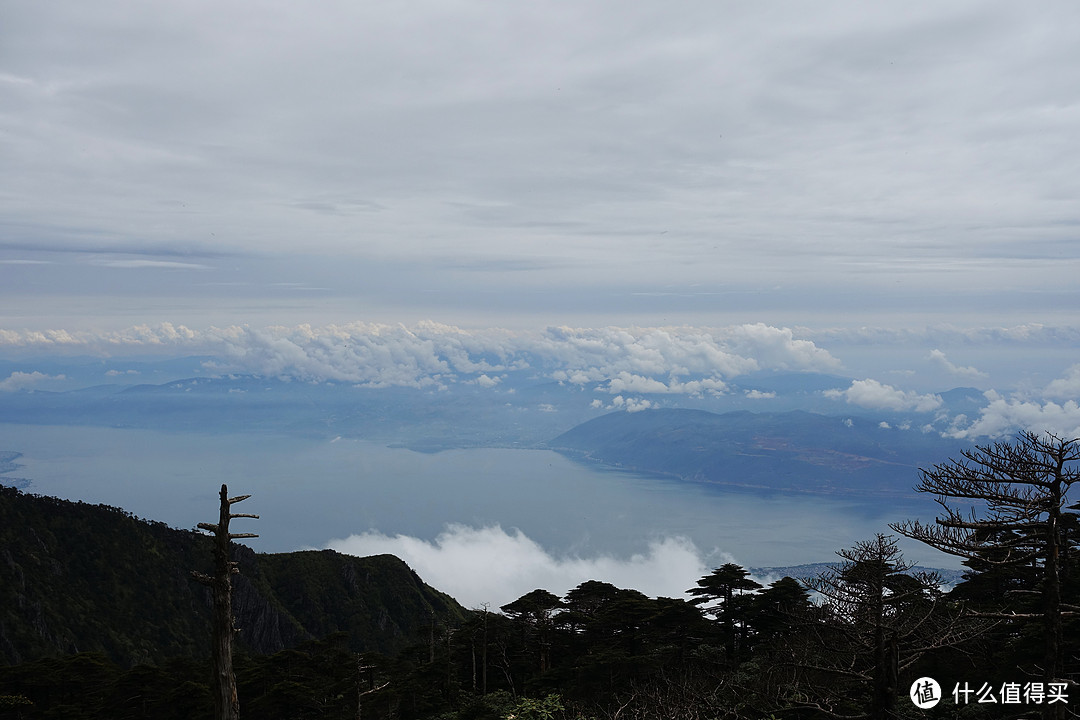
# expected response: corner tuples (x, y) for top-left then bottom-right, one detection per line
(0, 423), (950, 568)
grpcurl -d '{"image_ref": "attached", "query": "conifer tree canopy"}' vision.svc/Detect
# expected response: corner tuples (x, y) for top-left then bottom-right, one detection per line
(892, 431), (1080, 720)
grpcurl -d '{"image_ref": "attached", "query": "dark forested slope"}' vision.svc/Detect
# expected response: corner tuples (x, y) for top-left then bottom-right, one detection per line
(0, 486), (466, 667)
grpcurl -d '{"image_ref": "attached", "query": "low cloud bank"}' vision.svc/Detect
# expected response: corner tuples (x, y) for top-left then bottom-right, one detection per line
(938, 364), (1080, 440)
(2, 321), (1078, 439)
(326, 524), (712, 608)
(0, 371), (65, 392)
(946, 392), (1080, 440)
(823, 369), (1080, 440)
(0, 321), (841, 395)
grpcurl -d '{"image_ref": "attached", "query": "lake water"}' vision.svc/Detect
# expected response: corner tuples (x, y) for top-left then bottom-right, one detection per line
(0, 423), (956, 573)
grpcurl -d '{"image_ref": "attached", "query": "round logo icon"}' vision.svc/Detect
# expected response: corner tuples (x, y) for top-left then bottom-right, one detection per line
(910, 677), (942, 709)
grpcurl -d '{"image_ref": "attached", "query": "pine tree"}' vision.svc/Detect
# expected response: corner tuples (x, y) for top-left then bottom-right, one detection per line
(687, 563), (762, 661)
(500, 590), (564, 677)
(787, 535), (980, 719)
(891, 431), (1080, 719)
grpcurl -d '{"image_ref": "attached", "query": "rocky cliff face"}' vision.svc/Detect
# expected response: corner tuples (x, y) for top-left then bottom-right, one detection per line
(0, 486), (467, 667)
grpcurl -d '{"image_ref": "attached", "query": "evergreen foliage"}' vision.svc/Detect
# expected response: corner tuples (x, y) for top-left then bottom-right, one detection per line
(0, 486), (466, 668)
(892, 431), (1080, 720)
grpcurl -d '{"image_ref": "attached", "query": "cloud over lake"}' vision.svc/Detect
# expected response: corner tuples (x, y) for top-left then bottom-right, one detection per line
(328, 524), (711, 608)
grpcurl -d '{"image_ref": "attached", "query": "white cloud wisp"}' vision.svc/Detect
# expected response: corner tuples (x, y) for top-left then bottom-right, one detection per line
(928, 349), (988, 379)
(327, 524), (710, 608)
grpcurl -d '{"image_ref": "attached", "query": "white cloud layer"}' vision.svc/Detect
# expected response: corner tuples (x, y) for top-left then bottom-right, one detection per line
(1043, 364), (1080, 401)
(0, 321), (841, 394)
(542, 324), (838, 383)
(824, 379), (943, 412)
(326, 524), (709, 608)
(745, 390), (776, 400)
(609, 395), (653, 413)
(2, 319), (1077, 440)
(947, 392), (1080, 440)
(943, 364), (1080, 439)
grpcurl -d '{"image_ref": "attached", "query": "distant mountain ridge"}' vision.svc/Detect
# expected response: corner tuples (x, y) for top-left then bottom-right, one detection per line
(0, 358), (995, 451)
(547, 408), (971, 499)
(0, 486), (466, 667)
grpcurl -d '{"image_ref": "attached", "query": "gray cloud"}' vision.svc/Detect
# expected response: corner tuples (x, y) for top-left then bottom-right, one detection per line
(2, 1), (1080, 322)
(96, 260), (212, 270)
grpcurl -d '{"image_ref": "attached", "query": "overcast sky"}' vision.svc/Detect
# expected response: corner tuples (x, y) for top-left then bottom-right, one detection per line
(2, 0), (1079, 330)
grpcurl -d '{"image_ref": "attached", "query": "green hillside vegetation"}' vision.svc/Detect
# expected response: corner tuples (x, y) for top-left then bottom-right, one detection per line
(0, 486), (466, 668)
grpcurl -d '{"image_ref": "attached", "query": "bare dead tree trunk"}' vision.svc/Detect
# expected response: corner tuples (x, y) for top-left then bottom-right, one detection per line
(191, 484), (258, 720)
(356, 657), (389, 720)
(1044, 467), (1064, 720)
(481, 603), (489, 696)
